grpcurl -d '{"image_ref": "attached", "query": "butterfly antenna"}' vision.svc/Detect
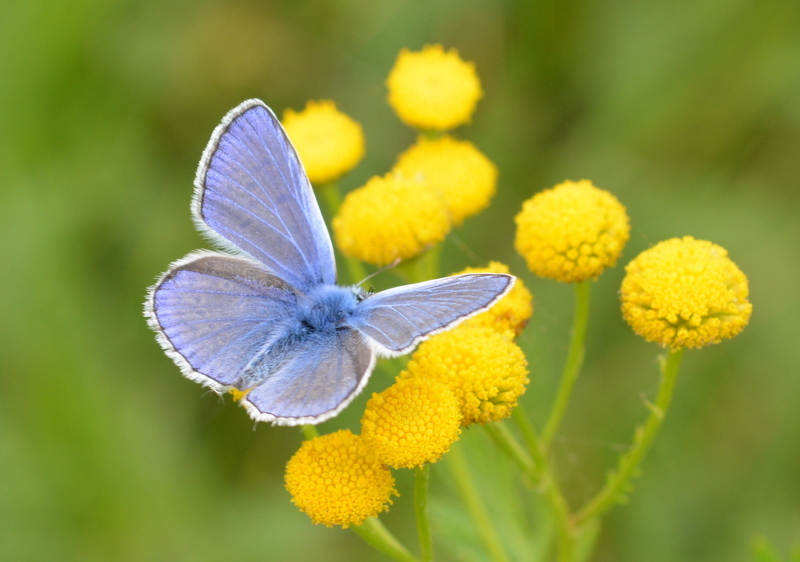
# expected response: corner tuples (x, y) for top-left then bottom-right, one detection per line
(356, 258), (402, 287)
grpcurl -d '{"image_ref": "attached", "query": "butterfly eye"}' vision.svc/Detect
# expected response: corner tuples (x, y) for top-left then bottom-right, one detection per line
(352, 286), (371, 303)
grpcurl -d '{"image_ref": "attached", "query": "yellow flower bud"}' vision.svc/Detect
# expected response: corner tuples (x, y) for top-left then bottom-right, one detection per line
(515, 180), (630, 282)
(332, 174), (451, 267)
(282, 100), (364, 184)
(387, 45), (482, 131)
(453, 262), (533, 337)
(621, 236), (752, 349)
(393, 135), (497, 225)
(361, 378), (461, 469)
(402, 325), (529, 426)
(285, 430), (397, 528)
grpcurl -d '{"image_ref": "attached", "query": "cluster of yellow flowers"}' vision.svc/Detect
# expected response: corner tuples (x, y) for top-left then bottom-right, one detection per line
(281, 46), (536, 528)
(513, 180), (751, 349)
(283, 44), (493, 267)
(280, 44), (753, 532)
(285, 263), (532, 527)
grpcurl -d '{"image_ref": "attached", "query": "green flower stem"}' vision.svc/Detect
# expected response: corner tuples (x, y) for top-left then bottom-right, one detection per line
(414, 464), (433, 562)
(573, 519), (601, 562)
(541, 280), (591, 450)
(511, 408), (576, 561)
(448, 442), (509, 562)
(317, 181), (343, 216)
(572, 348), (685, 527)
(346, 256), (368, 287)
(399, 245), (442, 283)
(300, 424), (319, 440)
(351, 517), (421, 562)
(315, 180), (367, 285)
(483, 422), (539, 483)
(423, 244), (441, 280)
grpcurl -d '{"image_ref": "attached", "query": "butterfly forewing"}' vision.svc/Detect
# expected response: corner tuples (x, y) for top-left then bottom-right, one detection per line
(194, 99), (336, 292)
(349, 273), (515, 354)
(147, 252), (299, 389)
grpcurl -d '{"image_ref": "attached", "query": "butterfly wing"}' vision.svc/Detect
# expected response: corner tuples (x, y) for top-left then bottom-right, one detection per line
(239, 328), (375, 425)
(350, 273), (515, 355)
(193, 99), (336, 292)
(145, 252), (300, 390)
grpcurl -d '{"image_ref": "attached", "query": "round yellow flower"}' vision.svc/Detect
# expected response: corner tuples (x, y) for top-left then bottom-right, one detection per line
(284, 430), (397, 528)
(453, 262), (533, 337)
(515, 180), (630, 283)
(402, 326), (529, 426)
(361, 378), (461, 469)
(332, 174), (451, 267)
(393, 135), (497, 225)
(282, 100), (365, 185)
(621, 236), (752, 350)
(387, 45), (482, 131)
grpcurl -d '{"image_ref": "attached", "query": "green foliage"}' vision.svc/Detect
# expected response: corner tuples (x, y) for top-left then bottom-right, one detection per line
(751, 536), (800, 562)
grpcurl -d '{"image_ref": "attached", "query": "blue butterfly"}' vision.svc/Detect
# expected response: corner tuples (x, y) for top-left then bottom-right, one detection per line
(145, 99), (514, 425)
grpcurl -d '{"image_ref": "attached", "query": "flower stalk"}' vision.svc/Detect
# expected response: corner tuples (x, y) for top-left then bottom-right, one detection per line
(301, 424), (319, 441)
(414, 465), (433, 562)
(573, 349), (685, 526)
(447, 442), (510, 562)
(351, 518), (421, 562)
(511, 407), (576, 560)
(541, 280), (591, 449)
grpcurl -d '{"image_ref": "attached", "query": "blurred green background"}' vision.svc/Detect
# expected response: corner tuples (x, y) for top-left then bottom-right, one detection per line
(2, 0), (799, 560)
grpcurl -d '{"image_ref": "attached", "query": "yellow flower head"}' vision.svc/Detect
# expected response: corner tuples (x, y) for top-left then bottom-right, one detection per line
(284, 430), (397, 528)
(332, 174), (451, 267)
(402, 325), (529, 426)
(620, 236), (752, 350)
(453, 262), (533, 337)
(515, 180), (630, 283)
(393, 135), (497, 225)
(387, 45), (483, 131)
(282, 100), (365, 185)
(361, 378), (461, 469)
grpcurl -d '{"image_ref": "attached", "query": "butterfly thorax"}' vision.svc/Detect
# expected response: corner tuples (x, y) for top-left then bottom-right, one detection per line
(298, 285), (360, 333)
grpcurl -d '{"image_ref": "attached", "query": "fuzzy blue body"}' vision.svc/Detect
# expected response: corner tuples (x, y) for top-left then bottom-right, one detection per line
(298, 284), (363, 333)
(238, 285), (363, 388)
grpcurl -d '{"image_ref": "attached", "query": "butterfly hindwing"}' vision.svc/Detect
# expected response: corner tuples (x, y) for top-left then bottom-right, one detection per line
(146, 252), (300, 389)
(193, 99), (336, 292)
(240, 327), (375, 425)
(349, 273), (515, 355)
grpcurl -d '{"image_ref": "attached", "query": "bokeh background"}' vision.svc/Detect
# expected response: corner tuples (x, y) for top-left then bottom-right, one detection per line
(2, 1), (799, 560)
